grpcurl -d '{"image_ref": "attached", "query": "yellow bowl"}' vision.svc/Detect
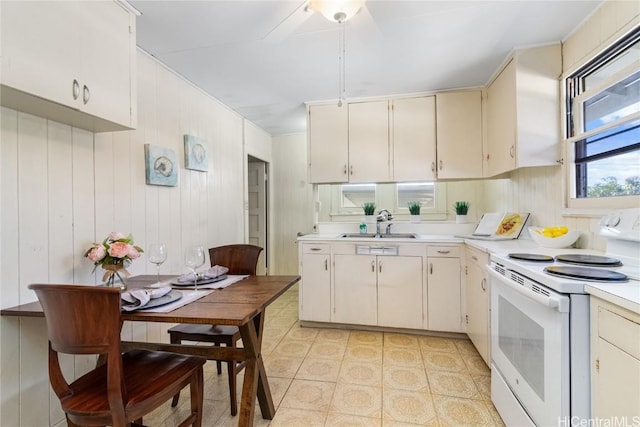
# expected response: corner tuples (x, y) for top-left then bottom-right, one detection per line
(528, 227), (581, 248)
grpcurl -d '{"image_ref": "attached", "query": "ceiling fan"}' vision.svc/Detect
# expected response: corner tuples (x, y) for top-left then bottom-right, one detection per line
(263, 0), (375, 43)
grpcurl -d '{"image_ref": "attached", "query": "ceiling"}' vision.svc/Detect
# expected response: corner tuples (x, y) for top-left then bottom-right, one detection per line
(131, 0), (603, 136)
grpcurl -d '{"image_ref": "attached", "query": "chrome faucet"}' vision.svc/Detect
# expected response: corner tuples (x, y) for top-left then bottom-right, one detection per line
(377, 209), (393, 222)
(375, 209), (394, 237)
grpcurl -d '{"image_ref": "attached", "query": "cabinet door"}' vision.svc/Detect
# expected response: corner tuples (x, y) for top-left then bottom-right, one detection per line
(78, 0), (134, 127)
(308, 104), (349, 183)
(436, 91), (483, 179)
(465, 257), (490, 364)
(591, 303), (640, 420)
(486, 59), (517, 177)
(334, 254), (377, 325)
(1, 1), (79, 107)
(392, 96), (436, 181)
(428, 257), (462, 332)
(348, 100), (390, 183)
(377, 256), (423, 329)
(593, 339), (640, 420)
(300, 253), (331, 322)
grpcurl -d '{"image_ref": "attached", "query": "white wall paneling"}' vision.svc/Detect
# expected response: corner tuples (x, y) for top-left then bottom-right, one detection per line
(272, 133), (314, 275)
(0, 49), (255, 426)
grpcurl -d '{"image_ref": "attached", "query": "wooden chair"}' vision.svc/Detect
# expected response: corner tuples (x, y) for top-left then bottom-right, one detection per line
(29, 283), (206, 427)
(168, 244), (263, 416)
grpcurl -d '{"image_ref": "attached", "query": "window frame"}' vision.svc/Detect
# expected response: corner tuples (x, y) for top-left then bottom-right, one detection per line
(564, 28), (640, 208)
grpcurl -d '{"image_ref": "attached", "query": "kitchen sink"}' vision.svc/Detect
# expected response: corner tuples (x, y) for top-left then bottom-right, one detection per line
(339, 233), (417, 239)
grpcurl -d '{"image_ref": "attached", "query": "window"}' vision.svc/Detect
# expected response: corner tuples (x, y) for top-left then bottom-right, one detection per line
(396, 182), (435, 210)
(566, 30), (640, 199)
(341, 184), (375, 208)
(321, 182), (447, 220)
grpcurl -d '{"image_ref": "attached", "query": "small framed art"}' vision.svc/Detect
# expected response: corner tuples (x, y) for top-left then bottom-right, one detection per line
(144, 144), (178, 186)
(184, 135), (208, 172)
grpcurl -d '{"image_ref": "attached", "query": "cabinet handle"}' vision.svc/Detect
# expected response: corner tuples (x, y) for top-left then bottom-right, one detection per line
(324, 259), (328, 271)
(350, 165), (353, 175)
(343, 165), (347, 175)
(471, 255), (478, 261)
(509, 145), (515, 159)
(481, 278), (486, 291)
(431, 162), (435, 173)
(429, 263), (433, 274)
(310, 247), (322, 251)
(371, 260), (375, 272)
(437, 250), (450, 254)
(379, 262), (382, 273)
(72, 79), (80, 100)
(82, 85), (90, 104)
(439, 160), (443, 171)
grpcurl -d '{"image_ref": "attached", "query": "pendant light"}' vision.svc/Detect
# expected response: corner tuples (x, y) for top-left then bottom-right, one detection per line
(309, 0), (366, 106)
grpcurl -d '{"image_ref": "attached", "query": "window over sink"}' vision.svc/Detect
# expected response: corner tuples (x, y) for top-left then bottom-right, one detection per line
(319, 182), (447, 221)
(565, 28), (640, 202)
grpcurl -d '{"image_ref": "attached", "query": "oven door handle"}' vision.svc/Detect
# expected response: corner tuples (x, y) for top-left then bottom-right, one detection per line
(486, 266), (569, 312)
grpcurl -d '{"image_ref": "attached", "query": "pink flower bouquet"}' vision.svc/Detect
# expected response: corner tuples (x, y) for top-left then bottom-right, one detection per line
(84, 232), (143, 267)
(84, 232), (144, 287)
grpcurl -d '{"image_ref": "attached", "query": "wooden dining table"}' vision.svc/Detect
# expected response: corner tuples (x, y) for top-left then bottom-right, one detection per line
(1, 274), (301, 427)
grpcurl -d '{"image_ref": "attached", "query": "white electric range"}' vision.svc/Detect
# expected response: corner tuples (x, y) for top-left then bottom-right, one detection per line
(487, 208), (640, 427)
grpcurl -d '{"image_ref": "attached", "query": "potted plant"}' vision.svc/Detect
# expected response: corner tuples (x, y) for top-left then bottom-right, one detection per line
(408, 201), (421, 223)
(454, 201), (470, 223)
(363, 202), (376, 223)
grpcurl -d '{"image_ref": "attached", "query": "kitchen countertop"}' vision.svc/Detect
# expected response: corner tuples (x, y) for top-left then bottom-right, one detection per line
(297, 234), (465, 244)
(298, 233), (639, 314)
(585, 283), (640, 315)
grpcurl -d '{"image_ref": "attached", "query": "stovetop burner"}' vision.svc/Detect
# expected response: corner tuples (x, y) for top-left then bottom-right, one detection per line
(556, 254), (623, 267)
(508, 253), (554, 262)
(544, 266), (628, 282)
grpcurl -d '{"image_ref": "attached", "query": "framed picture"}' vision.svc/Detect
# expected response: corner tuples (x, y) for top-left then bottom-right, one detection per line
(144, 144), (178, 186)
(184, 135), (208, 172)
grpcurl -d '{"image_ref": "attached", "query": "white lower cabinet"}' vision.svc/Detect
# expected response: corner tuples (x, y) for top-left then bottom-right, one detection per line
(333, 251), (423, 329)
(299, 240), (462, 333)
(334, 254), (378, 325)
(377, 255), (423, 329)
(299, 244), (332, 322)
(465, 246), (490, 364)
(590, 297), (640, 420)
(427, 246), (463, 332)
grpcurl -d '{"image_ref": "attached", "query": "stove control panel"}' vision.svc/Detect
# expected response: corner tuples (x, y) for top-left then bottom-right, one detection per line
(599, 208), (640, 242)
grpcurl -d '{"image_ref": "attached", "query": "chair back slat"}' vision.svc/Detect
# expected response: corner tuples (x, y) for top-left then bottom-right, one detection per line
(209, 244), (263, 275)
(29, 284), (122, 355)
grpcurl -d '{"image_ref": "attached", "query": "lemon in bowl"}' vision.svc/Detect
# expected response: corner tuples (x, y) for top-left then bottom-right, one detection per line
(528, 226), (581, 248)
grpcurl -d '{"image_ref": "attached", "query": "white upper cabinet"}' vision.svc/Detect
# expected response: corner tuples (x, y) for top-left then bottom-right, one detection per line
(348, 100), (391, 183)
(1, 0), (137, 132)
(308, 103), (349, 183)
(392, 96), (437, 181)
(485, 44), (561, 177)
(435, 90), (483, 179)
(308, 96), (437, 184)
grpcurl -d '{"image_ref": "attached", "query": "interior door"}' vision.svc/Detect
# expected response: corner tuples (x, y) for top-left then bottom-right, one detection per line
(248, 161), (267, 275)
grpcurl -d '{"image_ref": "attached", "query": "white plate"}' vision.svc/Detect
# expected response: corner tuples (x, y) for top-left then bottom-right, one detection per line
(170, 275), (228, 286)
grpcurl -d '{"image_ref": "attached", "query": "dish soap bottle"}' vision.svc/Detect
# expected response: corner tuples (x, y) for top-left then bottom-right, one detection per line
(359, 221), (367, 234)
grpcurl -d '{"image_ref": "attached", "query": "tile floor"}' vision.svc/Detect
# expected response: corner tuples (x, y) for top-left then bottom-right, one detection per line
(146, 285), (505, 426)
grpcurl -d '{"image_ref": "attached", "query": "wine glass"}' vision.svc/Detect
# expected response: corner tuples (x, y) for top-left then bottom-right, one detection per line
(184, 246), (205, 291)
(148, 243), (167, 286)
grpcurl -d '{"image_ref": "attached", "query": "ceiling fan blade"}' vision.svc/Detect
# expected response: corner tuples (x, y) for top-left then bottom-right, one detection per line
(263, 1), (314, 43)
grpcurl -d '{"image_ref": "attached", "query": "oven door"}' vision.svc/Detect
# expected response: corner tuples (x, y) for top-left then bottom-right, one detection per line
(488, 266), (571, 427)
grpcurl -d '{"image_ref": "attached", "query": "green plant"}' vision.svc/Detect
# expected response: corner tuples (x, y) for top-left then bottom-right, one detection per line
(408, 201), (421, 215)
(363, 202), (376, 215)
(453, 201), (470, 215)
